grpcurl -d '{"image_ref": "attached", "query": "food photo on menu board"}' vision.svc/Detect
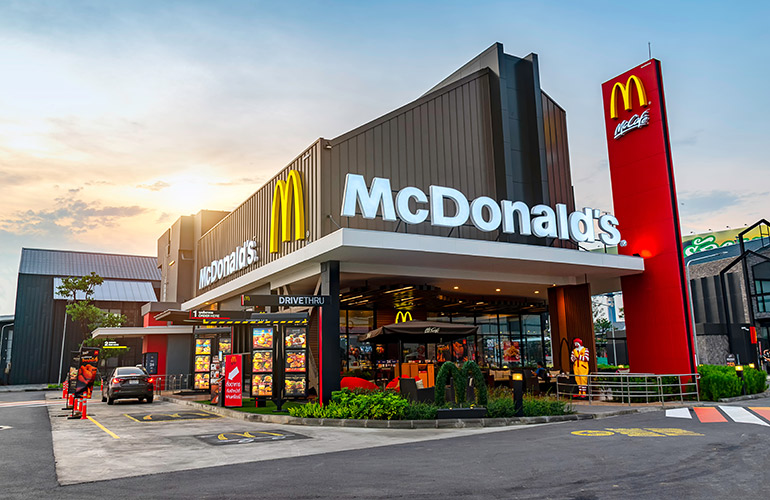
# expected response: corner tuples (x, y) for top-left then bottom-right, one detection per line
(195, 355), (210, 372)
(195, 338), (211, 355)
(252, 351), (273, 373)
(252, 328), (273, 349)
(284, 329), (307, 349)
(218, 338), (231, 355)
(285, 376), (306, 396)
(285, 352), (306, 372)
(194, 373), (210, 389)
(252, 374), (273, 396)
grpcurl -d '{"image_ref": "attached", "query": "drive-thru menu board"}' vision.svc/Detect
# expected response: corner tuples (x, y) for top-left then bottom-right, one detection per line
(250, 325), (308, 400)
(284, 327), (307, 397)
(194, 338), (211, 390)
(251, 328), (273, 397)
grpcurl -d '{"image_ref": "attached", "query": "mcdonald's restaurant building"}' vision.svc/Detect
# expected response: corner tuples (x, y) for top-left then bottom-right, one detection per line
(153, 43), (645, 402)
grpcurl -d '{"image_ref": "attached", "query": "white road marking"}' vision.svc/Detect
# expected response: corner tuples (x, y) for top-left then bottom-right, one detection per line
(719, 406), (770, 426)
(665, 408), (692, 419)
(0, 400), (59, 409)
(0, 425), (12, 430)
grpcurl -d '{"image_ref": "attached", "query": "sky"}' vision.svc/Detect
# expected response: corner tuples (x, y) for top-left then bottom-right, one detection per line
(1, 0), (768, 313)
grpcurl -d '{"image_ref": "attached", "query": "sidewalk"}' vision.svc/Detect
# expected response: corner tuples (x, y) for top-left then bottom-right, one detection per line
(0, 384), (50, 392)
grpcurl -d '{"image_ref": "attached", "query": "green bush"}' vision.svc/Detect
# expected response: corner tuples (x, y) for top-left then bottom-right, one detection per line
(699, 370), (742, 401)
(288, 388), (409, 420)
(433, 361), (487, 406)
(486, 397), (518, 418)
(404, 402), (438, 420)
(486, 395), (572, 418)
(743, 368), (768, 395)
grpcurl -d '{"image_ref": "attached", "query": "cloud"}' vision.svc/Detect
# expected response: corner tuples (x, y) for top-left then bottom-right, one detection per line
(678, 190), (754, 216)
(0, 168), (40, 186)
(137, 180), (170, 191)
(0, 198), (148, 236)
(214, 176), (266, 187)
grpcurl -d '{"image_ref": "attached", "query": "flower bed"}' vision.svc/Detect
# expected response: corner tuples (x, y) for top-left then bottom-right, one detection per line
(287, 387), (573, 420)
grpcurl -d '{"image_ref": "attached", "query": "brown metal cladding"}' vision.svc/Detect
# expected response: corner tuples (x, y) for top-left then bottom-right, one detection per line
(323, 69), (498, 241)
(196, 140), (323, 293)
(541, 91), (577, 250)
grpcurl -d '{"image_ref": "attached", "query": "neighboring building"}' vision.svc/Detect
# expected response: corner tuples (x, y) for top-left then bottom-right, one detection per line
(686, 220), (770, 367)
(10, 248), (161, 384)
(0, 315), (12, 385)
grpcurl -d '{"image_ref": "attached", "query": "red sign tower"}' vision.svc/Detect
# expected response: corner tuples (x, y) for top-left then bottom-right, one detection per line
(602, 60), (695, 374)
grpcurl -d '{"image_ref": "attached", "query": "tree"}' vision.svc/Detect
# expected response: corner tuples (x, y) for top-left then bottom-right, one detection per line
(56, 272), (127, 343)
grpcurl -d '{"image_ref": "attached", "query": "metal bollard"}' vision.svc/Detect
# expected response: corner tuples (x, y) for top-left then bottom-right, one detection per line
(512, 372), (525, 417)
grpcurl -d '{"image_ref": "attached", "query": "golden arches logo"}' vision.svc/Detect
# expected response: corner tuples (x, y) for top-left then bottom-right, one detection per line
(270, 170), (305, 253)
(609, 75), (648, 119)
(395, 311), (413, 323)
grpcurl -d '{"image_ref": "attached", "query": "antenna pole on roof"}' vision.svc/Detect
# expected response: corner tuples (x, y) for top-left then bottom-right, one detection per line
(648, 42), (652, 60)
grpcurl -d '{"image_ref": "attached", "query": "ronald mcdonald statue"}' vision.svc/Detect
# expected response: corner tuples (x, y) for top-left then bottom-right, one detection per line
(570, 338), (590, 398)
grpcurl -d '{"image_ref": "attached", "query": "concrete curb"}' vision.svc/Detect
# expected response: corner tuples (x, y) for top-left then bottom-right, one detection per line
(0, 386), (53, 393)
(163, 396), (649, 429)
(718, 390), (770, 403)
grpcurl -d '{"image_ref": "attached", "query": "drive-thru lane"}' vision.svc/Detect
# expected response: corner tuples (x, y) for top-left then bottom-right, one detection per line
(4, 391), (770, 498)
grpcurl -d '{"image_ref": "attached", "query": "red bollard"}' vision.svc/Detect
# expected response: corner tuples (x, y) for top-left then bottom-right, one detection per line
(68, 393), (74, 408)
(80, 399), (88, 419)
(62, 381), (68, 400)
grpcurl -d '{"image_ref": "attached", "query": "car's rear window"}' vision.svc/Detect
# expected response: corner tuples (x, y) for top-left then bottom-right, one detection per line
(115, 367), (145, 376)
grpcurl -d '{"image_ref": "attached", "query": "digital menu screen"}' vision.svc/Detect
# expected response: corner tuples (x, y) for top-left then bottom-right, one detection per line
(195, 338), (211, 355)
(252, 374), (273, 396)
(252, 328), (273, 350)
(195, 355), (210, 373)
(194, 373), (210, 390)
(252, 351), (273, 373)
(285, 351), (306, 373)
(284, 328), (307, 349)
(218, 338), (232, 355)
(285, 376), (306, 397)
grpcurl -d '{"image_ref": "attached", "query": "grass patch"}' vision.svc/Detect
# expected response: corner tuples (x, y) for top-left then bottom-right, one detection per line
(197, 398), (305, 414)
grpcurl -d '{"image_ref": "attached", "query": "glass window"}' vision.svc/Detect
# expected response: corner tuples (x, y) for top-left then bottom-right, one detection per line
(522, 314), (543, 367)
(756, 280), (770, 312)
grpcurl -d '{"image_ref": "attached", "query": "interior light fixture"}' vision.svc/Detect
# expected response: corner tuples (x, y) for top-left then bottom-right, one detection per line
(534, 290), (540, 294)
(453, 286), (459, 290)
(495, 288), (501, 292)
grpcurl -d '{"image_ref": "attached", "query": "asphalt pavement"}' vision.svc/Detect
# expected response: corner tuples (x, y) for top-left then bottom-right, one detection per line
(2, 390), (770, 499)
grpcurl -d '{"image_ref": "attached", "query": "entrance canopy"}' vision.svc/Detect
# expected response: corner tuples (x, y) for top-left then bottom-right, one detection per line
(359, 321), (479, 343)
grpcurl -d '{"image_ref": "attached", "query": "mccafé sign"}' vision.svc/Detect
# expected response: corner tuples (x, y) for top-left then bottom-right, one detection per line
(609, 74), (650, 140)
(340, 173), (622, 246)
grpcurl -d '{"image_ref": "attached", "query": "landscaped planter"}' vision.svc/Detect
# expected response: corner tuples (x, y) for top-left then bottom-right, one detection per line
(436, 407), (487, 419)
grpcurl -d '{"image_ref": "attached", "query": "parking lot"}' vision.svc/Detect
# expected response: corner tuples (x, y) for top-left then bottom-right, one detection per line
(46, 393), (520, 485)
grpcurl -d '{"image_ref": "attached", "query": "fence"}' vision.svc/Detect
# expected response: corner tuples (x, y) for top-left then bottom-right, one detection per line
(556, 372), (700, 406)
(151, 374), (195, 393)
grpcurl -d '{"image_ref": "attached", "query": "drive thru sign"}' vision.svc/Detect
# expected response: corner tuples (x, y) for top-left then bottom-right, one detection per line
(224, 354), (242, 407)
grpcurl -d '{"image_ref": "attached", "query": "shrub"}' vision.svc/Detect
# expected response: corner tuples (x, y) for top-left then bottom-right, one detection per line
(434, 362), (467, 406)
(699, 370), (742, 401)
(404, 402), (438, 420)
(288, 388), (409, 420)
(486, 397), (518, 418)
(522, 396), (572, 417)
(743, 367), (768, 395)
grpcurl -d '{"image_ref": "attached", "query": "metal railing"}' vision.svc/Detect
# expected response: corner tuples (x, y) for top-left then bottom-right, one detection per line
(151, 374), (195, 393)
(556, 372), (700, 406)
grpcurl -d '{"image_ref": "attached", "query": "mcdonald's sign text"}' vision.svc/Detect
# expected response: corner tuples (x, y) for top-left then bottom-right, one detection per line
(198, 240), (258, 290)
(609, 74), (650, 140)
(270, 170), (305, 253)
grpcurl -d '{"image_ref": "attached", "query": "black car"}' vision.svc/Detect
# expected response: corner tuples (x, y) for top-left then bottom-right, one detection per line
(101, 366), (154, 404)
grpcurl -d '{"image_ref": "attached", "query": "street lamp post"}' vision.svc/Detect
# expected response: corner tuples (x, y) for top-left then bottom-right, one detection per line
(686, 251), (728, 367)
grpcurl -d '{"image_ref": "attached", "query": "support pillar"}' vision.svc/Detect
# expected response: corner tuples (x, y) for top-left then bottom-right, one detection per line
(548, 284), (597, 374)
(319, 261), (340, 404)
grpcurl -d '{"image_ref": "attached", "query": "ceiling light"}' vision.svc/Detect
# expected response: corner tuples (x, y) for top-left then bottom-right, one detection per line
(534, 290), (540, 294)
(453, 286), (459, 290)
(495, 288), (501, 292)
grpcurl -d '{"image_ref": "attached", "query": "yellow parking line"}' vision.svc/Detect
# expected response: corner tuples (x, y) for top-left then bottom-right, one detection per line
(123, 413), (140, 423)
(88, 416), (120, 439)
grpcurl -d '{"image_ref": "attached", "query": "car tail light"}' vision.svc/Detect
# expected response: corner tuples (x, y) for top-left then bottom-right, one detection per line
(147, 377), (154, 383)
(112, 377), (124, 384)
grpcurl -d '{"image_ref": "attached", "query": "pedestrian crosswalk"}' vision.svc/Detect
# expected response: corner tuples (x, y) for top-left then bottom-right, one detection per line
(666, 406), (770, 426)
